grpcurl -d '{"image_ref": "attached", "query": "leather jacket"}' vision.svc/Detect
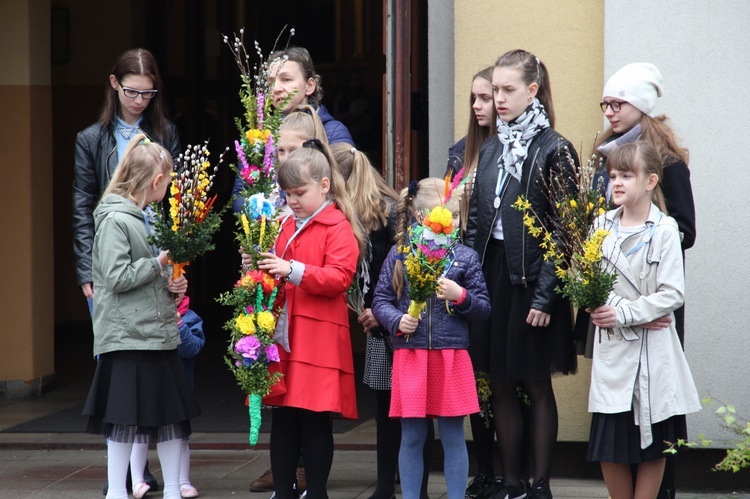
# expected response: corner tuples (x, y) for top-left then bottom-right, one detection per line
(72, 120), (181, 286)
(464, 127), (579, 313)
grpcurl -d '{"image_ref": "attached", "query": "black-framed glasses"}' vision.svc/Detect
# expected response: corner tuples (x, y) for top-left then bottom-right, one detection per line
(600, 101), (623, 113)
(120, 86), (158, 99)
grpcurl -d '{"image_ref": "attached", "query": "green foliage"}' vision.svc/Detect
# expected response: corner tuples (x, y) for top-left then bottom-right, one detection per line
(554, 263), (618, 311)
(512, 147), (616, 311)
(665, 396), (750, 473)
(476, 371), (493, 429)
(149, 207), (224, 264)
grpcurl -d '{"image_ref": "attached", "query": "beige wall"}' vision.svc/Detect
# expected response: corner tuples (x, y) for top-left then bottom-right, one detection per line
(0, 0), (55, 393)
(453, 0), (605, 441)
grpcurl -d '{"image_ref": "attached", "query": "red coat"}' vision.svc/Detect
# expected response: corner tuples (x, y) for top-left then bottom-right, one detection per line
(263, 203), (360, 418)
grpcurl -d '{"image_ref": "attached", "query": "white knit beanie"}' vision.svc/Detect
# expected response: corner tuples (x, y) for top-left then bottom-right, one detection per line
(602, 63), (663, 117)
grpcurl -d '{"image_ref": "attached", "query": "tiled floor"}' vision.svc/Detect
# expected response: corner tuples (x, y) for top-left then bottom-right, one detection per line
(0, 379), (747, 498)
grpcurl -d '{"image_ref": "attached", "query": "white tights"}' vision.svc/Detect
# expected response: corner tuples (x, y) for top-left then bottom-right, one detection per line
(106, 437), (182, 499)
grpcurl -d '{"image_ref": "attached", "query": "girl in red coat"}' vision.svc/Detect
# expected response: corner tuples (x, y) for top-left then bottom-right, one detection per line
(258, 140), (365, 499)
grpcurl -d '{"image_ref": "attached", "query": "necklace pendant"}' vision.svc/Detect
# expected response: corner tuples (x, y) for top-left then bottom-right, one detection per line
(493, 196), (501, 209)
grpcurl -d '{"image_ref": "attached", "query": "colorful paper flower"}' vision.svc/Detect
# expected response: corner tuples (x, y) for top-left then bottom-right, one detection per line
(235, 334), (261, 360)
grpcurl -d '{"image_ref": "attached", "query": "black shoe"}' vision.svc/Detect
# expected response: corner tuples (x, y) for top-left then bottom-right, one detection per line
(366, 492), (396, 499)
(465, 473), (495, 498)
(527, 488), (552, 499)
(527, 477), (552, 499)
(143, 460), (159, 491)
(487, 479), (527, 499)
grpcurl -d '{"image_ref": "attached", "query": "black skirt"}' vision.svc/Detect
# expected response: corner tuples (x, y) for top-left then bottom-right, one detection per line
(83, 350), (201, 442)
(587, 410), (687, 464)
(470, 239), (576, 381)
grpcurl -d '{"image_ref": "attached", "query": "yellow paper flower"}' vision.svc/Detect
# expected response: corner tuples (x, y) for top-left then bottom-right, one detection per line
(246, 128), (272, 144)
(255, 310), (276, 333)
(235, 314), (257, 335)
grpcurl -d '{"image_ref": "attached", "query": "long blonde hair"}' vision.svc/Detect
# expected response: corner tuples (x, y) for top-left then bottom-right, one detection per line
(391, 178), (455, 299)
(102, 133), (173, 206)
(279, 145), (367, 261)
(278, 105), (328, 144)
(331, 143), (398, 234)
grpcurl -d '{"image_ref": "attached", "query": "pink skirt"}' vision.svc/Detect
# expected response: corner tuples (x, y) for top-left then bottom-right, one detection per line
(390, 348), (479, 418)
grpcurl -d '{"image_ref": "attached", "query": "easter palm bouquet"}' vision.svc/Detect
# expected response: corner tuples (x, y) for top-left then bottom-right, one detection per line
(217, 262), (284, 445)
(219, 28), (292, 446)
(511, 147), (616, 311)
(398, 205), (459, 341)
(149, 141), (227, 278)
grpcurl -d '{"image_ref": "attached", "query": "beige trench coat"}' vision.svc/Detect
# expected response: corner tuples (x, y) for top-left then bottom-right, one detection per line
(588, 204), (701, 449)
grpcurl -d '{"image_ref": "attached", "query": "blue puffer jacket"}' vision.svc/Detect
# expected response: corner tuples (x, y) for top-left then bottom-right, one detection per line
(317, 104), (354, 146)
(372, 243), (491, 350)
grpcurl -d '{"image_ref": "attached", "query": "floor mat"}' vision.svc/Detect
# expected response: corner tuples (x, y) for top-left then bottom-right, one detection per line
(4, 325), (375, 434)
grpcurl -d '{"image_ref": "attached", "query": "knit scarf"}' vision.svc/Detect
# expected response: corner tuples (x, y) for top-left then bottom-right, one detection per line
(597, 123), (642, 158)
(496, 99), (550, 182)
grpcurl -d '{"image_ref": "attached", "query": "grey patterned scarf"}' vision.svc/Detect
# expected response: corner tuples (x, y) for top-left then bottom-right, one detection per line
(597, 123), (642, 158)
(496, 99), (550, 181)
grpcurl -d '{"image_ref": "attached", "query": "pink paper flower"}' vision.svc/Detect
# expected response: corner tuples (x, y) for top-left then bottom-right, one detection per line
(265, 344), (280, 362)
(235, 335), (261, 360)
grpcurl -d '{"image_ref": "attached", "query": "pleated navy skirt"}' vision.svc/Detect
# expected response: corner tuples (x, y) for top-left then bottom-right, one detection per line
(587, 410), (686, 464)
(83, 349), (201, 442)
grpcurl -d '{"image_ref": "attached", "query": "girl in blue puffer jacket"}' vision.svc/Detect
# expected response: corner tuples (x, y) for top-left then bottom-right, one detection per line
(372, 177), (491, 499)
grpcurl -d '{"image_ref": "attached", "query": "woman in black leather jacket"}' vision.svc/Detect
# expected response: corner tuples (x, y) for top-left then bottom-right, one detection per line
(72, 48), (181, 495)
(73, 48), (181, 309)
(464, 50), (578, 499)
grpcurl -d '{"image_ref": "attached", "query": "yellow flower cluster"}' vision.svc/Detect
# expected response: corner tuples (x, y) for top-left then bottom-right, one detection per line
(423, 206), (454, 234)
(242, 214), (251, 235)
(233, 311), (277, 336)
(169, 181), (181, 231)
(246, 128), (271, 144)
(581, 228), (610, 266)
(404, 252), (439, 291)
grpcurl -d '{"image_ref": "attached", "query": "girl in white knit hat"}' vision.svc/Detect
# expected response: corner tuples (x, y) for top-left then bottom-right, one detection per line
(591, 62), (696, 499)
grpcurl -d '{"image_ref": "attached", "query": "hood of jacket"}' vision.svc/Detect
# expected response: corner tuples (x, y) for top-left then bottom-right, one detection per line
(93, 193), (145, 230)
(317, 104), (354, 146)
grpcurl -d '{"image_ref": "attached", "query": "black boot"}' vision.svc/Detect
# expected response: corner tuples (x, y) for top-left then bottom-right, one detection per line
(143, 460), (159, 491)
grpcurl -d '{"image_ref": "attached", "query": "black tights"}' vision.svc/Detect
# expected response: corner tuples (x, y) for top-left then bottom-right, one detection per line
(371, 390), (401, 498)
(469, 412), (496, 479)
(491, 378), (557, 487)
(371, 390), (432, 499)
(270, 407), (333, 499)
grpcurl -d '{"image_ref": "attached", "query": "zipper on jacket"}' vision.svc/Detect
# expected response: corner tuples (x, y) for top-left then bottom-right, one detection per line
(427, 296), (433, 349)
(520, 149), (541, 288)
(480, 168), (509, 266)
(105, 145), (117, 183)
